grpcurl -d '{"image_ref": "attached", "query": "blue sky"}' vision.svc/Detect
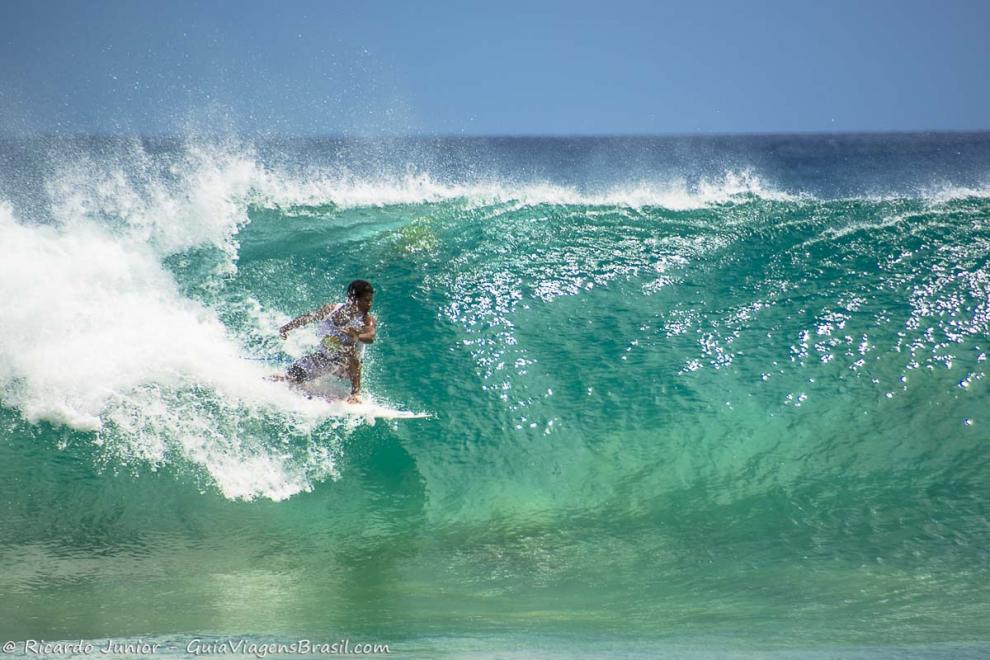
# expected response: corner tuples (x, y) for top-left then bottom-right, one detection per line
(1, 0), (987, 135)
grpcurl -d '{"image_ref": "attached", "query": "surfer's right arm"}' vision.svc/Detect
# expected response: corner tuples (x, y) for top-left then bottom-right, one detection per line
(279, 304), (335, 339)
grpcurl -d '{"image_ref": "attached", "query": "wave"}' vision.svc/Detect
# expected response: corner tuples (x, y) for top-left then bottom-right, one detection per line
(2, 135), (989, 646)
(1, 136), (988, 503)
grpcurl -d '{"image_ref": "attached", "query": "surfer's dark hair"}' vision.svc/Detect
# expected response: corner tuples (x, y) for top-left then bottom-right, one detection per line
(347, 279), (374, 299)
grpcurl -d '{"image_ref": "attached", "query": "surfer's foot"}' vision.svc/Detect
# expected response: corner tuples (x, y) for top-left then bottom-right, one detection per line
(346, 394), (362, 404)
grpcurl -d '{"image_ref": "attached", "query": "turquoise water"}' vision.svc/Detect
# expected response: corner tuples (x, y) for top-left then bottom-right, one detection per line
(0, 136), (988, 655)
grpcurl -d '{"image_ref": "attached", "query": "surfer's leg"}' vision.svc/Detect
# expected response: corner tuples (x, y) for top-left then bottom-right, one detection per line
(345, 353), (362, 402)
(315, 347), (361, 401)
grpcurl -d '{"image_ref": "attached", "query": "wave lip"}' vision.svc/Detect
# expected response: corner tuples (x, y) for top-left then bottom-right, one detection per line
(922, 182), (990, 203)
(251, 168), (802, 211)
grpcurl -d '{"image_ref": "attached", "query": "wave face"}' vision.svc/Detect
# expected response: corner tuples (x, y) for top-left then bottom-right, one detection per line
(1, 134), (989, 649)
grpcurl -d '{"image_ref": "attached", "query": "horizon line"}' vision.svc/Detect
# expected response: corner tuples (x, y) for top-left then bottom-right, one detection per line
(2, 128), (990, 141)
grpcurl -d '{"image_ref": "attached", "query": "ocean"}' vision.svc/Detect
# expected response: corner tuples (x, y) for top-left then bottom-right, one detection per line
(0, 134), (988, 657)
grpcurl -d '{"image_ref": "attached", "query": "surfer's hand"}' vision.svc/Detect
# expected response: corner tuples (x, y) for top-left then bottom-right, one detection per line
(279, 329), (288, 340)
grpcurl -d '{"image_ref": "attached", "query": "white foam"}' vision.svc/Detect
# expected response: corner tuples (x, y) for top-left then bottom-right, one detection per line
(923, 183), (990, 204)
(46, 140), (260, 261)
(249, 167), (799, 212)
(837, 182), (990, 205)
(0, 197), (340, 501)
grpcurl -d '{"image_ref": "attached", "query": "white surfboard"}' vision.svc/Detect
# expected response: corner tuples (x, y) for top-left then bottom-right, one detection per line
(327, 399), (430, 420)
(270, 373), (428, 420)
(293, 380), (429, 420)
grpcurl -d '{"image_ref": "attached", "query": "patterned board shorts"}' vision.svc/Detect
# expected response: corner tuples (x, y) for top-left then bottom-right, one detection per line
(286, 350), (347, 383)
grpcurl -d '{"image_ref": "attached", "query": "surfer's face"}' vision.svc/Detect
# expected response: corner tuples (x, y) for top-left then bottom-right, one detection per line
(355, 291), (374, 313)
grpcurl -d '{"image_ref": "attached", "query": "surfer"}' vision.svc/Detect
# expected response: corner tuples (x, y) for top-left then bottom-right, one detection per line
(275, 280), (377, 403)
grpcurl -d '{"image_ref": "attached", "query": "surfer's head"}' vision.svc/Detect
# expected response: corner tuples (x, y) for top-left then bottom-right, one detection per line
(347, 279), (375, 313)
